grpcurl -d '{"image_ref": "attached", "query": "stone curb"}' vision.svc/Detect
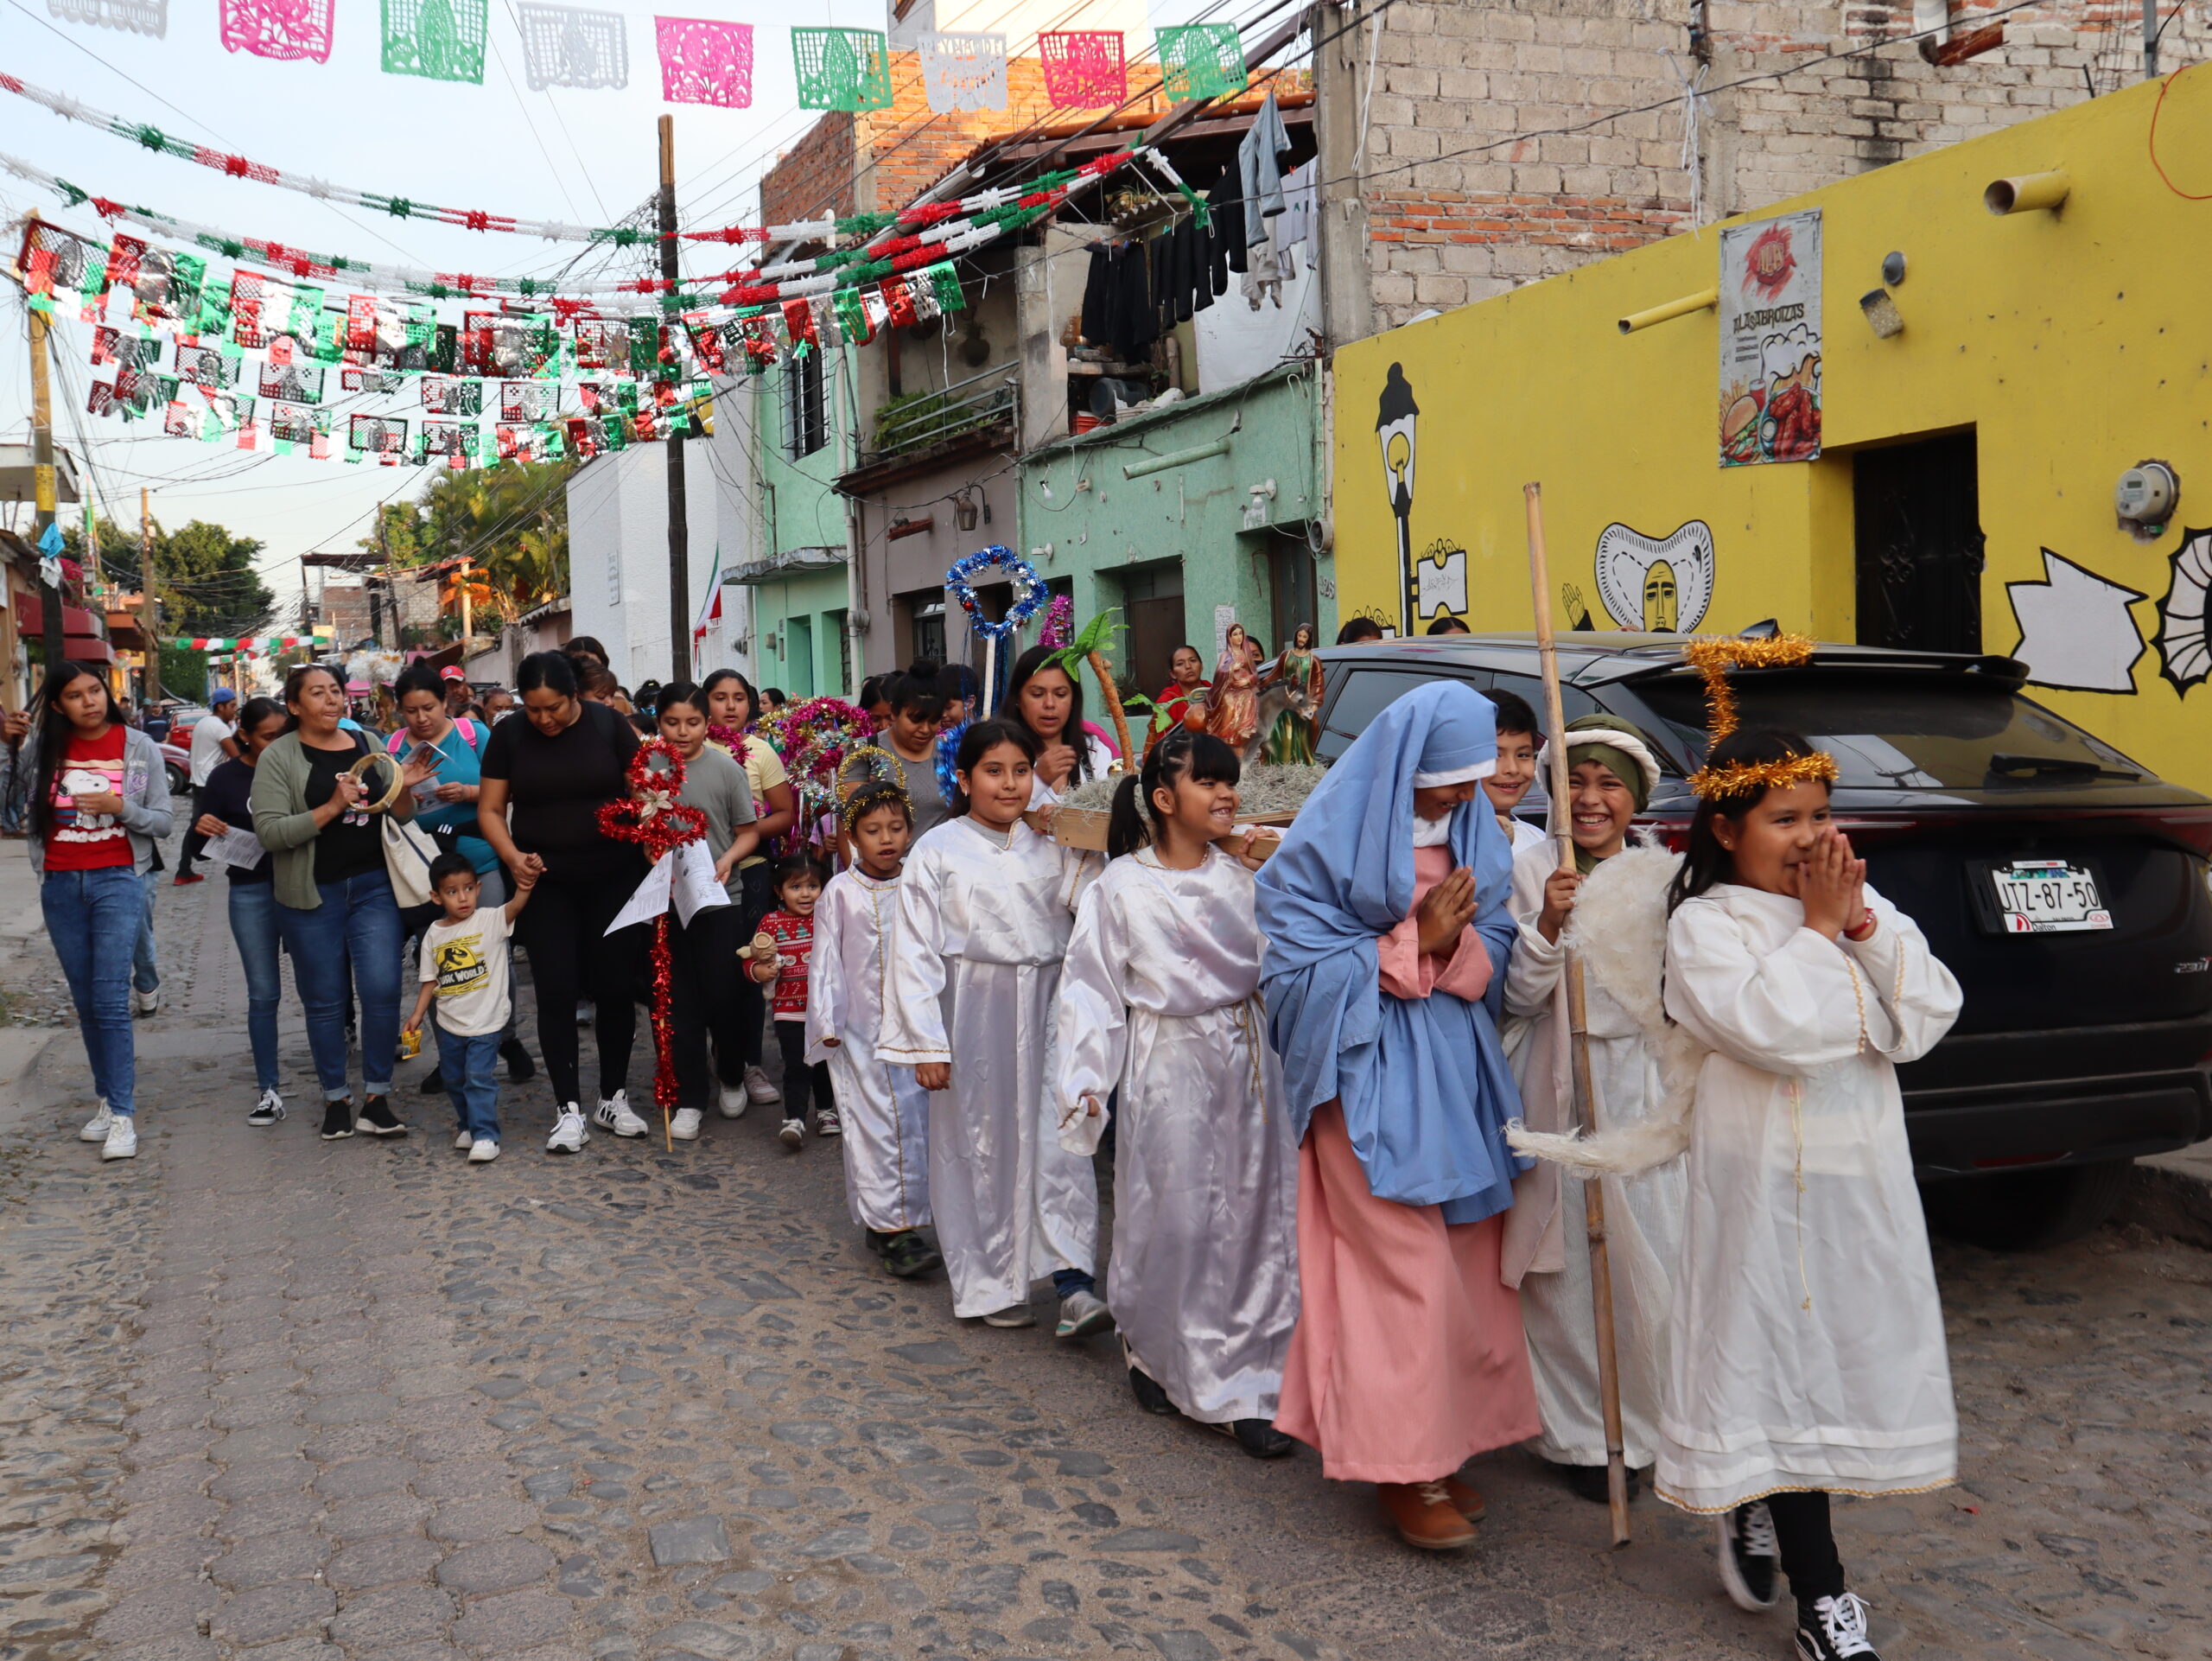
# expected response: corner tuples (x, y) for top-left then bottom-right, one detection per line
(2119, 1151), (2212, 1251)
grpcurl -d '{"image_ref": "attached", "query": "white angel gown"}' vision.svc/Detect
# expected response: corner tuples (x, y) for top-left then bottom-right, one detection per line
(1055, 846), (1300, 1424)
(1658, 881), (1962, 1512)
(807, 867), (934, 1234)
(877, 815), (1099, 1319)
(1503, 839), (1685, 1471)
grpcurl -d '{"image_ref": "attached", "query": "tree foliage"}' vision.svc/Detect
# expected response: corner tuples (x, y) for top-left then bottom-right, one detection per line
(359, 459), (574, 627)
(60, 516), (275, 637)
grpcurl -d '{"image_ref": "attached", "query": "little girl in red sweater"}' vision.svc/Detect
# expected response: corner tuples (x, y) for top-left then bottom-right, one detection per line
(751, 852), (836, 1149)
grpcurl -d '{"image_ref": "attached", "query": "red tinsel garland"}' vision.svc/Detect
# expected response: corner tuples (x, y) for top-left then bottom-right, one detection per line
(594, 739), (709, 1138)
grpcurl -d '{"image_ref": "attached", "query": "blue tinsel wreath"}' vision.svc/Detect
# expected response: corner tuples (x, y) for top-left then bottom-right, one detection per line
(945, 546), (1047, 642)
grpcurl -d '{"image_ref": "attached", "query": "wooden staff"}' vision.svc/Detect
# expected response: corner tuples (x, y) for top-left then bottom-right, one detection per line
(1523, 481), (1632, 1549)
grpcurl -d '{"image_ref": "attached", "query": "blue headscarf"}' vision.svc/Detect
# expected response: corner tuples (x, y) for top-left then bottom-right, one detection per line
(1255, 680), (1526, 1222)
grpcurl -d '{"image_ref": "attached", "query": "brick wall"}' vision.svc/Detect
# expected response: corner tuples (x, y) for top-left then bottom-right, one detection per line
(761, 54), (1071, 228)
(1338, 0), (2211, 331)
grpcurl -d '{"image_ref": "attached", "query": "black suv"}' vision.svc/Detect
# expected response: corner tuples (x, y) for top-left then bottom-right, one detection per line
(1312, 634), (2212, 1246)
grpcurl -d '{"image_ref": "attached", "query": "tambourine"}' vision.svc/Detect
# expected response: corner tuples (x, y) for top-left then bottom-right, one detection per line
(345, 752), (406, 813)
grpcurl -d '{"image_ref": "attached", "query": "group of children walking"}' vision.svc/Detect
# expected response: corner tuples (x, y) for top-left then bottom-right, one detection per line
(389, 643), (1958, 1661)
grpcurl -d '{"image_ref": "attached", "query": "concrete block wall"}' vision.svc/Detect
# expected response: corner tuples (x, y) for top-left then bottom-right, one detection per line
(1338, 0), (2211, 332)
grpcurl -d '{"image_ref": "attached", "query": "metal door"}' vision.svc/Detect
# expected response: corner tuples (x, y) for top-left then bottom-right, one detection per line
(1854, 430), (1985, 654)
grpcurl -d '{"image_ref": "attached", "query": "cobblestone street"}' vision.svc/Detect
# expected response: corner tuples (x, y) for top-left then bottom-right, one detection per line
(2, 856), (2209, 1661)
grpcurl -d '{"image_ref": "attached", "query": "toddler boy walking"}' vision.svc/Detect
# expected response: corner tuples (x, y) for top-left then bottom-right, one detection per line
(404, 851), (536, 1163)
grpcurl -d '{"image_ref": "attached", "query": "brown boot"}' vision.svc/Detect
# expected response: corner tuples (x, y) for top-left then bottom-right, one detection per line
(1439, 1474), (1487, 1523)
(1377, 1480), (1479, 1550)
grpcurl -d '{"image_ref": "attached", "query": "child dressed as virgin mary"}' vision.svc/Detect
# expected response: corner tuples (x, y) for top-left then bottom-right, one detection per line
(1254, 680), (1540, 1551)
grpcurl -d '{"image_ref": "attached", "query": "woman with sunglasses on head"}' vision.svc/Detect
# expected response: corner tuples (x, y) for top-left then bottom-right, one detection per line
(0, 663), (175, 1160)
(1005, 645), (1114, 809)
(251, 663), (434, 1142)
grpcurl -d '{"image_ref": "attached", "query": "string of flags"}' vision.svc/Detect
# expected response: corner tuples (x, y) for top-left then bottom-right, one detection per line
(17, 13), (1247, 108)
(171, 633), (334, 651)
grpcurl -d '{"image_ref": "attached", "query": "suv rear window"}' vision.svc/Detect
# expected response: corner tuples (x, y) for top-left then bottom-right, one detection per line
(1318, 668), (1600, 761)
(1634, 671), (2147, 788)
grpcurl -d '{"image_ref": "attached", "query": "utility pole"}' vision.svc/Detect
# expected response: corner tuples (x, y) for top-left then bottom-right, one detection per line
(27, 272), (65, 673)
(659, 114), (691, 682)
(140, 487), (161, 706)
(2145, 0), (2159, 79)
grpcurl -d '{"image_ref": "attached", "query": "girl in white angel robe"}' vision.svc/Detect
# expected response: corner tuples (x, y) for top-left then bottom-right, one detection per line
(806, 782), (939, 1280)
(877, 722), (1103, 1333)
(1054, 731), (1299, 1459)
(1522, 729), (1962, 1661)
(1502, 716), (1683, 1501)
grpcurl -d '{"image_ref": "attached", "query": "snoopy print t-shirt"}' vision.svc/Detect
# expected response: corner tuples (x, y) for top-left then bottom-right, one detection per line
(43, 729), (133, 872)
(417, 906), (513, 1037)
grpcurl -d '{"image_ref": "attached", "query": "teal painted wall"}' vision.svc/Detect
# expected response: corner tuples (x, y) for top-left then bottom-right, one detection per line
(750, 564), (851, 702)
(1014, 366), (1332, 678)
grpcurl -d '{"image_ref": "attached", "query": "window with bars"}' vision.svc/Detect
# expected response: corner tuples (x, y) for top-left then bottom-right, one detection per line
(828, 608), (852, 698)
(782, 349), (828, 461)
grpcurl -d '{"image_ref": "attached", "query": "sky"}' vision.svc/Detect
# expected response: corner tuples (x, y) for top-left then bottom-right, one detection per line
(0, 0), (1232, 625)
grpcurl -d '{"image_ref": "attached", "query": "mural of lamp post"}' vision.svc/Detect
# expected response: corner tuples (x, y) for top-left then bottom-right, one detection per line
(1376, 363), (1419, 637)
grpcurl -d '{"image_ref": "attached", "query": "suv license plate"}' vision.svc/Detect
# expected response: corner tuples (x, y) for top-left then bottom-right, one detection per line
(1991, 860), (2112, 933)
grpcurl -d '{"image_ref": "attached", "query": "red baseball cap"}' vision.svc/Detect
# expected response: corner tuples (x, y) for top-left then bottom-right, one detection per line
(440, 665), (467, 683)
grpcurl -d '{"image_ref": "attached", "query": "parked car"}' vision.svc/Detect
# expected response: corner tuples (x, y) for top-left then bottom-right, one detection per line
(1310, 633), (2212, 1247)
(158, 735), (191, 799)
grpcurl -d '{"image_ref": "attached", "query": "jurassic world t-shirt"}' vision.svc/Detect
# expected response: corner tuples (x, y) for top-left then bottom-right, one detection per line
(43, 729), (133, 872)
(416, 905), (513, 1037)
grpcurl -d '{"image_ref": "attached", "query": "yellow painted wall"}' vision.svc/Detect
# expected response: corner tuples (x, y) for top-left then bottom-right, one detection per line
(1333, 72), (2212, 792)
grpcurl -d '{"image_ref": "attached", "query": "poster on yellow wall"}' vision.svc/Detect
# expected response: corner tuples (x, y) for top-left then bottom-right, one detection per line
(1718, 208), (1821, 468)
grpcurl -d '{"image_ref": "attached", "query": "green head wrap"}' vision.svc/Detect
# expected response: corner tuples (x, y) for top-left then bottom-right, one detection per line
(1559, 713), (1662, 871)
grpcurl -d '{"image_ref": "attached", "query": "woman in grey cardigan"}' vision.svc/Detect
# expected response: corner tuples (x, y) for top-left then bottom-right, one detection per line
(251, 663), (431, 1142)
(0, 662), (174, 1161)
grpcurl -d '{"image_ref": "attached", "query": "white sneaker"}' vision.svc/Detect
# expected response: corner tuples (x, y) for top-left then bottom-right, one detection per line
(1055, 1289), (1114, 1340)
(102, 1117), (138, 1161)
(592, 1090), (648, 1138)
(467, 1139), (501, 1164)
(671, 1108), (702, 1141)
(546, 1103), (590, 1155)
(79, 1100), (112, 1142)
(717, 1084), (748, 1119)
(131, 987), (159, 1016)
(778, 1117), (804, 1149)
(453, 1130), (474, 1150)
(744, 1065), (781, 1105)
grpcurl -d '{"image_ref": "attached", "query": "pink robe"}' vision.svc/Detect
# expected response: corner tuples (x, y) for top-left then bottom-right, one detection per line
(1273, 843), (1543, 1483)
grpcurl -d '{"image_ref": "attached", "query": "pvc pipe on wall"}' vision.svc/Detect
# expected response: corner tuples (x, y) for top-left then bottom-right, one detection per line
(1617, 288), (1719, 334)
(1122, 438), (1232, 480)
(1985, 171), (2070, 214)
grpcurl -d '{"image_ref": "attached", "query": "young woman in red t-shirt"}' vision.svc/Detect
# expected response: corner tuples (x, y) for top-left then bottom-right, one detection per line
(0, 662), (175, 1160)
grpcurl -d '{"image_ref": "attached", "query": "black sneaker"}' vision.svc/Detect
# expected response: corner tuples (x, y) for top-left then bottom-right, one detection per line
(880, 1231), (943, 1279)
(1128, 1366), (1174, 1416)
(1796, 1593), (1880, 1660)
(417, 1066), (445, 1095)
(1225, 1420), (1294, 1459)
(500, 1038), (537, 1082)
(357, 1095), (408, 1137)
(1719, 1500), (1782, 1611)
(246, 1090), (284, 1128)
(321, 1099), (355, 1141)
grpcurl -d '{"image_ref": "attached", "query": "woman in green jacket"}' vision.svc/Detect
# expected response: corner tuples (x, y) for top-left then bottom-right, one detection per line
(251, 663), (431, 1142)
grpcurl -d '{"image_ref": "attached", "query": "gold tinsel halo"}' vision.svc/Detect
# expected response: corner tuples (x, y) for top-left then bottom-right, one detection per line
(1680, 632), (1820, 739)
(1688, 749), (1840, 800)
(836, 745), (906, 799)
(1678, 633), (1840, 800)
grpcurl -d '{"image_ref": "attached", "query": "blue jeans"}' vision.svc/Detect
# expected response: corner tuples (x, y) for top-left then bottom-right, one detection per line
(41, 865), (142, 1117)
(276, 870), (403, 1101)
(435, 1024), (503, 1142)
(226, 881), (283, 1093)
(133, 868), (160, 995)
